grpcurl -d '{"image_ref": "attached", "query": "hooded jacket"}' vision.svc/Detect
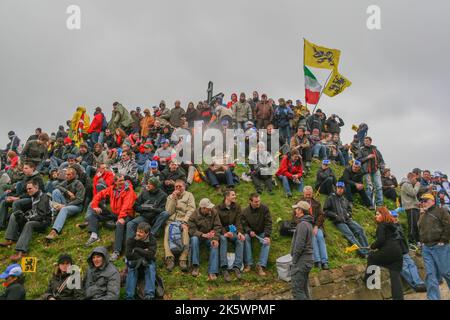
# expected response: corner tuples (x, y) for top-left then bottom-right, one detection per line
(88, 112), (104, 134)
(135, 188), (168, 221)
(42, 269), (84, 300)
(140, 113), (155, 137)
(108, 103), (134, 131)
(400, 178), (420, 210)
(323, 193), (352, 224)
(291, 214), (314, 272)
(84, 247), (120, 300)
(276, 155), (303, 180)
(90, 182), (137, 219)
(188, 208), (223, 241)
(92, 170), (115, 196)
(325, 116), (345, 134)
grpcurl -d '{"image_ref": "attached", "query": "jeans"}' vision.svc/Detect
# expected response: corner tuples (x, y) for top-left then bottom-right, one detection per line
(50, 156), (64, 171)
(219, 235), (244, 269)
(291, 268), (311, 300)
(422, 244), (450, 300)
(5, 212), (49, 252)
(89, 132), (100, 149)
(51, 189), (82, 233)
(401, 253), (425, 289)
(312, 144), (328, 159)
(206, 169), (235, 187)
(0, 198), (32, 229)
(335, 220), (369, 255)
(126, 211), (170, 239)
(312, 228), (328, 264)
(45, 180), (59, 194)
(363, 170), (383, 206)
(278, 175), (303, 195)
(244, 233), (270, 268)
(125, 261), (156, 300)
(190, 236), (219, 274)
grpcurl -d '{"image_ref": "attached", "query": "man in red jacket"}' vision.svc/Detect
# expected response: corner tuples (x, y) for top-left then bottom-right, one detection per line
(88, 107), (106, 148)
(93, 163), (115, 196)
(84, 174), (137, 262)
(276, 149), (304, 198)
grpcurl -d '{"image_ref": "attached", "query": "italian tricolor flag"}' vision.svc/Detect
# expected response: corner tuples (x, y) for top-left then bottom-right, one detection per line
(304, 65), (322, 104)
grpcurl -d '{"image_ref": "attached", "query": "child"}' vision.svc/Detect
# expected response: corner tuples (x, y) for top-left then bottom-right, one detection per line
(125, 222), (157, 300)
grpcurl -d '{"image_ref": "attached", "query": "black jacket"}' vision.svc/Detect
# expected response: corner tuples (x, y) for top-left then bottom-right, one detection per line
(291, 215), (314, 272)
(55, 179), (85, 207)
(22, 191), (52, 224)
(306, 114), (323, 132)
(42, 271), (84, 300)
(325, 116), (344, 134)
(216, 202), (244, 234)
(0, 280), (25, 300)
(368, 223), (404, 272)
(357, 145), (385, 174)
(340, 166), (365, 187)
(241, 204), (273, 238)
(15, 171), (45, 199)
(79, 151), (95, 166)
(315, 167), (336, 190)
(323, 193), (352, 224)
(134, 188), (167, 221)
(126, 235), (157, 266)
(160, 168), (186, 194)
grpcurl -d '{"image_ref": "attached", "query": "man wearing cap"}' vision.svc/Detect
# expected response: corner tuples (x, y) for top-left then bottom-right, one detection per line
(188, 198), (222, 281)
(357, 136), (385, 207)
(232, 93), (252, 130)
(290, 200), (314, 300)
(153, 138), (176, 170)
(160, 159), (187, 195)
(127, 177), (169, 239)
(241, 193), (273, 276)
(417, 193), (450, 300)
(142, 160), (161, 186)
(315, 159), (337, 196)
(340, 160), (373, 208)
(3, 131), (21, 154)
(0, 264), (25, 300)
(255, 94), (273, 129)
(324, 181), (369, 257)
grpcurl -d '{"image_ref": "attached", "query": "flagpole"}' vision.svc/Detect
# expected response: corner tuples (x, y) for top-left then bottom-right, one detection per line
(303, 38), (307, 111)
(312, 70), (332, 114)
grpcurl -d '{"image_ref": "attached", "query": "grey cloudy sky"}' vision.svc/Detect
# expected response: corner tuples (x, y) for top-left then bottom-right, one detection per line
(1, 0), (449, 178)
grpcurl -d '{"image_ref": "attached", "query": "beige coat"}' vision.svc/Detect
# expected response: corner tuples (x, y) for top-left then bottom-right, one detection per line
(165, 191), (196, 223)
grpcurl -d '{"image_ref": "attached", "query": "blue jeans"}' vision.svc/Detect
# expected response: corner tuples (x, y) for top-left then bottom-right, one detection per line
(219, 235), (244, 269)
(89, 132), (100, 149)
(363, 170), (383, 206)
(49, 156), (64, 171)
(126, 211), (170, 239)
(207, 168), (235, 187)
(422, 244), (450, 300)
(45, 180), (59, 194)
(401, 253), (425, 289)
(125, 261), (156, 299)
(312, 144), (327, 159)
(244, 233), (270, 268)
(335, 220), (369, 255)
(51, 189), (82, 233)
(312, 228), (328, 264)
(278, 175), (303, 195)
(190, 236), (219, 274)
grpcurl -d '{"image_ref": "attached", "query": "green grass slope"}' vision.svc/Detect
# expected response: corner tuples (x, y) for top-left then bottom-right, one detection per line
(0, 161), (402, 299)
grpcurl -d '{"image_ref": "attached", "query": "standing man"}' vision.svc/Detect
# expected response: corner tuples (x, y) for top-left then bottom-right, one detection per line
(232, 93), (252, 129)
(290, 201), (314, 300)
(254, 94), (273, 129)
(417, 193), (450, 300)
(169, 100), (186, 128)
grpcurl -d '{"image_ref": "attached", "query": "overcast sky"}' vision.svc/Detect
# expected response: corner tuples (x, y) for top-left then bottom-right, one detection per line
(1, 0), (449, 178)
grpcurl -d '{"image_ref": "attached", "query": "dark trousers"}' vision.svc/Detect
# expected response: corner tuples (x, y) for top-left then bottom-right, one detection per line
(317, 177), (335, 195)
(405, 208), (420, 244)
(389, 270), (404, 300)
(251, 173), (273, 193)
(291, 267), (312, 300)
(345, 184), (373, 207)
(383, 188), (397, 202)
(5, 213), (49, 252)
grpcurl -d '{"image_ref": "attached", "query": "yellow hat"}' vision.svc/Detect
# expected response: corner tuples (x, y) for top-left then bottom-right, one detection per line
(420, 193), (435, 201)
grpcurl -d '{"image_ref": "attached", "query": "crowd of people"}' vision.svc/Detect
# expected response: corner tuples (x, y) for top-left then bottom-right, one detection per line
(0, 92), (448, 300)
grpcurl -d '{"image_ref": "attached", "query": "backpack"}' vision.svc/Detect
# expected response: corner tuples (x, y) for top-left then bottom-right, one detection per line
(168, 221), (184, 254)
(279, 220), (296, 237)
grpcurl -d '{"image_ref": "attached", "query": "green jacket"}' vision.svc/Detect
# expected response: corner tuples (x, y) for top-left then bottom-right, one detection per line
(108, 104), (134, 131)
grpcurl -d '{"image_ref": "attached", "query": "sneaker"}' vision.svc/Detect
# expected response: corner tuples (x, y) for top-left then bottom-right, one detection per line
(321, 263), (329, 270)
(110, 251), (120, 262)
(243, 265), (251, 273)
(222, 270), (231, 282)
(414, 284), (427, 293)
(85, 235), (99, 247)
(314, 262), (321, 269)
(45, 229), (59, 241)
(208, 273), (217, 281)
(179, 260), (188, 272)
(191, 266), (200, 277)
(286, 193), (293, 198)
(165, 257), (175, 272)
(233, 267), (242, 280)
(255, 264), (266, 277)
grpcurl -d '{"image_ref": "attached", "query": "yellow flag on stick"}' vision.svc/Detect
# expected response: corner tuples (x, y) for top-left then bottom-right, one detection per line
(304, 39), (341, 70)
(344, 244), (360, 254)
(323, 70), (352, 97)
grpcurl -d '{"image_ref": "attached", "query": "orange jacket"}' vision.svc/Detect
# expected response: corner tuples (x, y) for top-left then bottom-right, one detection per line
(90, 181), (137, 219)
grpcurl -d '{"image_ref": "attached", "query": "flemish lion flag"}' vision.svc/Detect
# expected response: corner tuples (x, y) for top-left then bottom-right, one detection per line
(304, 66), (322, 105)
(323, 70), (352, 97)
(304, 39), (341, 70)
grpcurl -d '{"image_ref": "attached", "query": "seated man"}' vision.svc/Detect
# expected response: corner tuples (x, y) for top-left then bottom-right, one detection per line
(125, 222), (157, 300)
(276, 149), (303, 198)
(340, 160), (373, 208)
(315, 160), (336, 195)
(153, 138), (176, 171)
(110, 150), (138, 188)
(242, 193), (272, 277)
(248, 142), (274, 195)
(84, 174), (137, 262)
(135, 143), (154, 174)
(127, 177), (169, 239)
(206, 157), (235, 192)
(0, 180), (52, 261)
(45, 167), (85, 240)
(309, 128), (327, 160)
(381, 168), (398, 202)
(142, 160), (161, 186)
(84, 246), (120, 300)
(92, 163), (115, 196)
(324, 181), (369, 257)
(290, 127), (312, 174)
(159, 159), (187, 195)
(164, 180), (195, 272)
(20, 133), (49, 168)
(188, 198), (222, 281)
(216, 190), (245, 281)
(77, 143), (96, 178)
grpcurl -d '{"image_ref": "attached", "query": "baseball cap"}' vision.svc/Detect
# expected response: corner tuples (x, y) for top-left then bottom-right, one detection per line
(58, 254), (73, 265)
(161, 138), (169, 144)
(0, 264), (22, 279)
(199, 198), (215, 209)
(322, 159), (330, 165)
(390, 210), (399, 218)
(353, 160), (361, 166)
(292, 201), (311, 211)
(336, 181), (345, 188)
(420, 193), (435, 202)
(149, 160), (159, 169)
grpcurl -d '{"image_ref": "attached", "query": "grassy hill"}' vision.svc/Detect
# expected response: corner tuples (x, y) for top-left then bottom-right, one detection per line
(0, 161), (402, 299)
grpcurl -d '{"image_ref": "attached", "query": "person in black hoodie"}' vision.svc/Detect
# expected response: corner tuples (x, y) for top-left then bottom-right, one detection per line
(126, 177), (169, 239)
(365, 207), (404, 300)
(340, 160), (373, 208)
(0, 180), (52, 261)
(290, 201), (314, 300)
(0, 264), (25, 300)
(315, 160), (336, 195)
(125, 222), (157, 300)
(42, 254), (84, 300)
